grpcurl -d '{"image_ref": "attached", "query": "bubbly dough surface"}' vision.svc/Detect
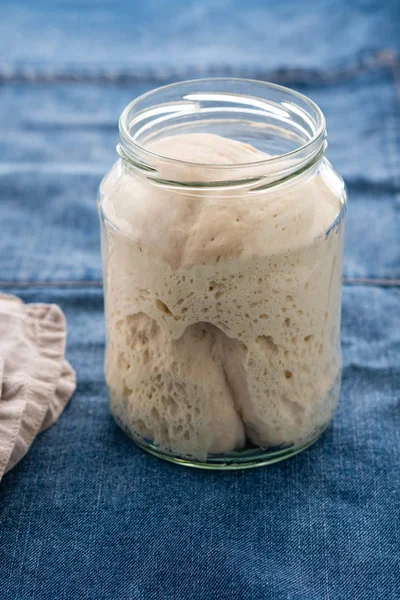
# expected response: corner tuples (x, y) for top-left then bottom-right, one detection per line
(101, 133), (343, 459)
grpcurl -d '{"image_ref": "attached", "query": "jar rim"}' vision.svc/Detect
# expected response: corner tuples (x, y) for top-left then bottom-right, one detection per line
(118, 78), (327, 186)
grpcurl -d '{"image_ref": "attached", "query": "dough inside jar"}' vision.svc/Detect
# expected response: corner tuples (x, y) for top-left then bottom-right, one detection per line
(101, 133), (342, 460)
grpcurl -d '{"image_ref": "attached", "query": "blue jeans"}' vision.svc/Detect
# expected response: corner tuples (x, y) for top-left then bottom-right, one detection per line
(0, 1), (399, 598)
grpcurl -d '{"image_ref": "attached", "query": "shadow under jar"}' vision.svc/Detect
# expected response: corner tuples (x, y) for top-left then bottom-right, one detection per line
(98, 78), (347, 469)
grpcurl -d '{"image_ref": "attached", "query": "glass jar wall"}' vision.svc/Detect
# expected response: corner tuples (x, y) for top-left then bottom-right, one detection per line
(98, 79), (347, 469)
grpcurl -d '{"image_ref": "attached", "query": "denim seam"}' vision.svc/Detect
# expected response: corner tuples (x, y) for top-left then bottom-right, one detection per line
(0, 279), (399, 288)
(0, 49), (397, 85)
(389, 55), (400, 206)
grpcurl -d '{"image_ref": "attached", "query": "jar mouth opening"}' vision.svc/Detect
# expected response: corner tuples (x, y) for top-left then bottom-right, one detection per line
(118, 78), (326, 186)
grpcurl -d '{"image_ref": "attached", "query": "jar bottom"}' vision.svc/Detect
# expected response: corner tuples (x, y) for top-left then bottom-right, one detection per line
(133, 430), (328, 469)
(111, 407), (331, 470)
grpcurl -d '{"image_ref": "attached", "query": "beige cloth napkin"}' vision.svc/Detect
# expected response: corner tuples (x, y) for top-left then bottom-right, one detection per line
(0, 294), (76, 479)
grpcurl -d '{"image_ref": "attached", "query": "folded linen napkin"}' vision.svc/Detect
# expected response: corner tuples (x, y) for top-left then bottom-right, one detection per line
(0, 294), (76, 480)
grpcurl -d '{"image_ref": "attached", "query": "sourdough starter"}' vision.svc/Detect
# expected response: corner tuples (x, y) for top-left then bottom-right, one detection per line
(99, 133), (343, 460)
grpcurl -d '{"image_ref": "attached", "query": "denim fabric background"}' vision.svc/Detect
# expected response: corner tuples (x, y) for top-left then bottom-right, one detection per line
(0, 1), (399, 599)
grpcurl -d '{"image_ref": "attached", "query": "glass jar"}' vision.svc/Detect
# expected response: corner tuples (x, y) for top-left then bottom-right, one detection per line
(98, 79), (347, 469)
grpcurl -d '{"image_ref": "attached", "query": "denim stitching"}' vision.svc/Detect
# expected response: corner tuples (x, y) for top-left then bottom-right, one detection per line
(383, 55), (400, 208)
(389, 55), (400, 206)
(0, 49), (396, 85)
(0, 279), (399, 288)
